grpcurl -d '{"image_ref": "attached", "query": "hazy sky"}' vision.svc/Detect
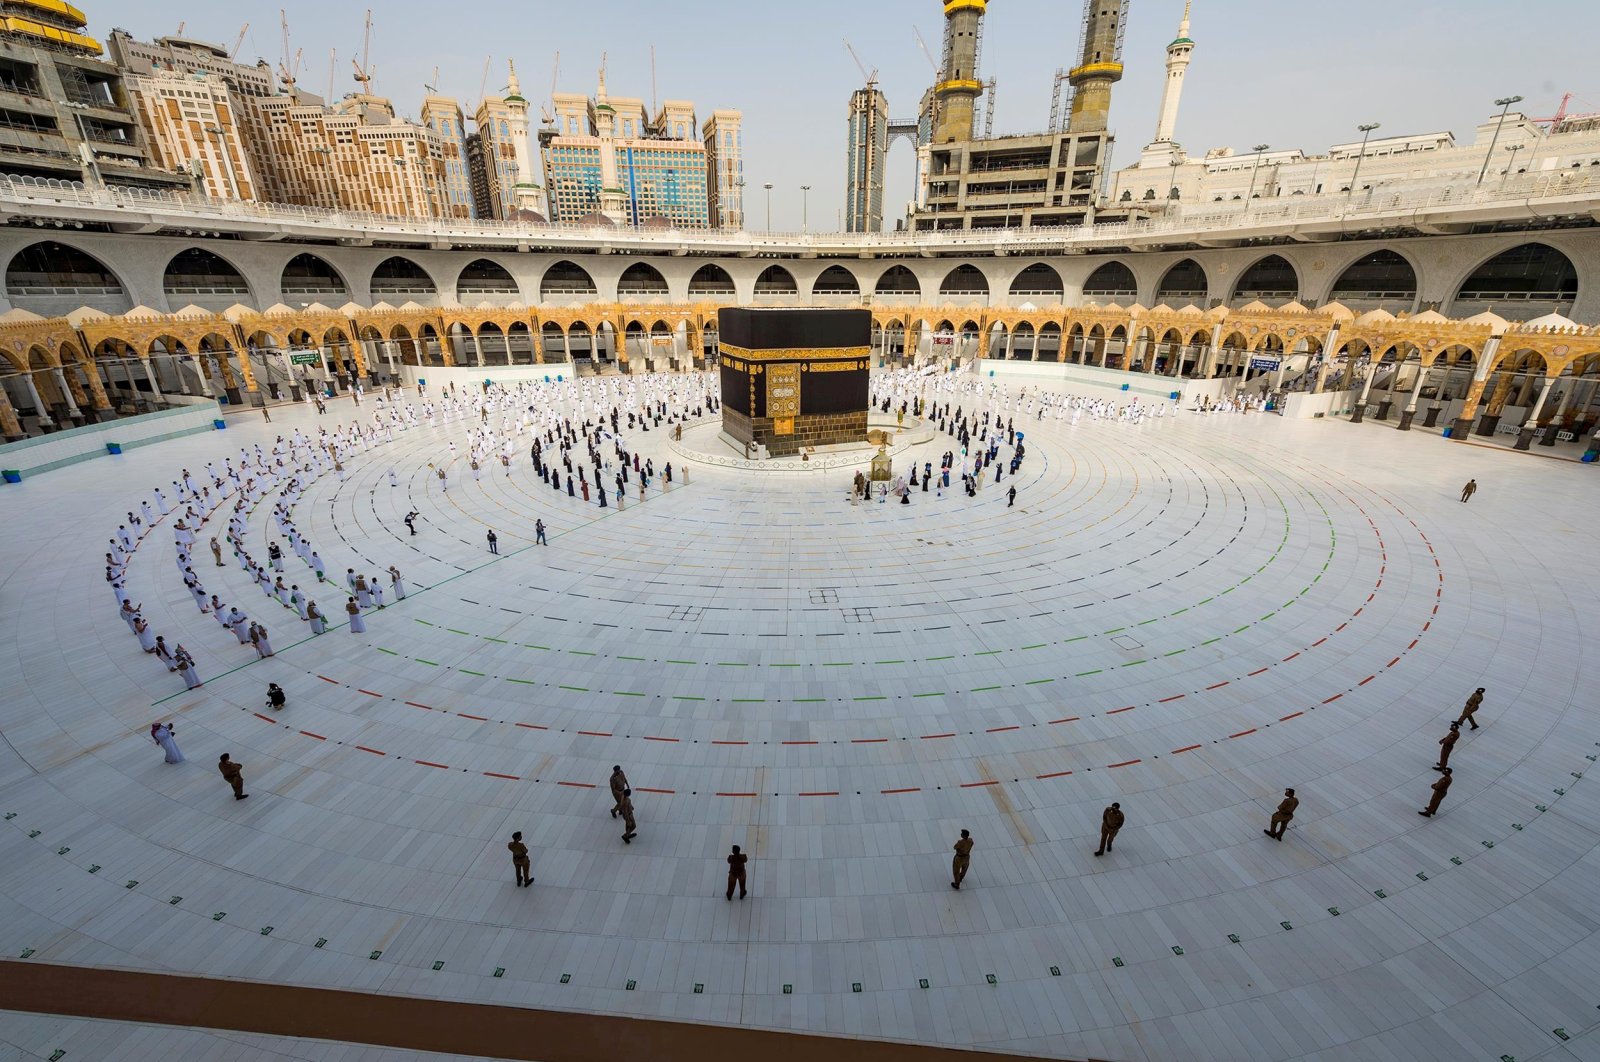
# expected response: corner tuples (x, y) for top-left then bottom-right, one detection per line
(108, 0), (1595, 229)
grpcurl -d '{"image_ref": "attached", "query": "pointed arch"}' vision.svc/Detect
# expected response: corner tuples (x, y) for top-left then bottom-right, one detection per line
(940, 264), (989, 298)
(281, 253), (348, 297)
(1451, 242), (1578, 319)
(1083, 260), (1138, 299)
(1009, 263), (1064, 300)
(456, 258), (520, 298)
(687, 263), (736, 297)
(754, 264), (798, 295)
(1154, 259), (1208, 305)
(163, 248), (251, 299)
(1231, 254), (1299, 306)
(617, 262), (669, 296)
(875, 264), (921, 299)
(541, 259), (598, 298)
(812, 264), (861, 297)
(1330, 249), (1417, 308)
(370, 256), (437, 297)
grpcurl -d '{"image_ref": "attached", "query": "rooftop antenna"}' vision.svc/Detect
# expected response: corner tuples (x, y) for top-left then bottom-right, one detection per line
(350, 8), (374, 94)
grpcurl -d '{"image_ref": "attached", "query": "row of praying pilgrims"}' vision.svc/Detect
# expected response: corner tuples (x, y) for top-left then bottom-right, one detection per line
(107, 371), (726, 700)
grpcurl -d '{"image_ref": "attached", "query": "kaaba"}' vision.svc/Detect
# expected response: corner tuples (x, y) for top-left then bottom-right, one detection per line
(718, 308), (871, 457)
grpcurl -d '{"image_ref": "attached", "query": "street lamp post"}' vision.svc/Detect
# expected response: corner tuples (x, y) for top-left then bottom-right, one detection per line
(1244, 144), (1270, 207)
(1347, 122), (1380, 198)
(764, 181), (774, 231)
(735, 177), (746, 230)
(1476, 95), (1524, 186)
(1501, 143), (1523, 188)
(801, 184), (811, 232)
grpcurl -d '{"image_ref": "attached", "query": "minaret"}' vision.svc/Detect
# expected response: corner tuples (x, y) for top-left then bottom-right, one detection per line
(1152, 2), (1195, 145)
(933, 0), (987, 145)
(1067, 0), (1124, 133)
(592, 58), (627, 224)
(502, 60), (548, 217)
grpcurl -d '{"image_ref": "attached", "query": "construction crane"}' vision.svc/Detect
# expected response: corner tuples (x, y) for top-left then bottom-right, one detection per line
(230, 22), (249, 59)
(470, 54), (491, 112)
(982, 77), (996, 138)
(1531, 92), (1599, 132)
(843, 39), (877, 89)
(277, 9), (297, 94)
(912, 26), (939, 77)
(350, 9), (374, 94)
(423, 66), (440, 97)
(540, 51), (560, 126)
(326, 48), (337, 104)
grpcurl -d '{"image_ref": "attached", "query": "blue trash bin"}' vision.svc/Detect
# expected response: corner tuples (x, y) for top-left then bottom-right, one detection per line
(2, 469), (20, 484)
(1441, 427), (1453, 438)
(105, 442), (123, 455)
(213, 418), (226, 430)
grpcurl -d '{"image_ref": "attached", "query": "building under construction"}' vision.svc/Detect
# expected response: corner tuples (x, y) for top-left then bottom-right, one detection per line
(847, 0), (1129, 232)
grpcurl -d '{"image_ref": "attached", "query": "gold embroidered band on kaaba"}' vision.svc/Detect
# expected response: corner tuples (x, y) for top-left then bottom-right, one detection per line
(719, 343), (872, 362)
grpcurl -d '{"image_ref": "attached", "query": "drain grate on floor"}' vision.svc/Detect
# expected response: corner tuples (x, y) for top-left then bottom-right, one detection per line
(843, 607), (874, 623)
(668, 605), (705, 622)
(809, 588), (839, 605)
(1110, 635), (1144, 652)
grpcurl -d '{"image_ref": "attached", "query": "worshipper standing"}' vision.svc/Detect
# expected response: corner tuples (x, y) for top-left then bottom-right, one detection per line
(369, 574), (385, 608)
(210, 537), (224, 566)
(306, 600), (327, 635)
(388, 566), (407, 600)
(346, 598), (366, 634)
(218, 754), (247, 800)
(151, 722), (184, 764)
(153, 636), (176, 672)
(250, 622), (275, 658)
(134, 615), (157, 654)
(175, 646), (201, 690)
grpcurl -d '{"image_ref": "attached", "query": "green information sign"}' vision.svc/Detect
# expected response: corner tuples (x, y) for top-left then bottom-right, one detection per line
(290, 352), (322, 365)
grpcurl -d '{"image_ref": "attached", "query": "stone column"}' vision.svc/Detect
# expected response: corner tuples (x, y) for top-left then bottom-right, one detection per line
(0, 382), (23, 440)
(140, 356), (162, 407)
(1476, 372), (1514, 436)
(1349, 361), (1378, 424)
(1452, 335), (1500, 439)
(1397, 365), (1429, 431)
(22, 372), (54, 428)
(53, 367), (80, 420)
(1375, 359), (1401, 420)
(1543, 378), (1580, 446)
(1514, 376), (1557, 450)
(80, 356), (111, 414)
(1004, 331), (1014, 360)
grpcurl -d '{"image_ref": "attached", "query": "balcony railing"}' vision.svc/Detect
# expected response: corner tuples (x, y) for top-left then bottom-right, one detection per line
(0, 170), (1596, 256)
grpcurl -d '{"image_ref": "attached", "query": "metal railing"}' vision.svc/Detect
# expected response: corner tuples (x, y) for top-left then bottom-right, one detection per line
(1, 170), (1597, 254)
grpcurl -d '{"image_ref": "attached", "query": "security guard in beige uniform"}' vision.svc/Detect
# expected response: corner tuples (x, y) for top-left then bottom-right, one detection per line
(1264, 788), (1298, 841)
(951, 830), (974, 889)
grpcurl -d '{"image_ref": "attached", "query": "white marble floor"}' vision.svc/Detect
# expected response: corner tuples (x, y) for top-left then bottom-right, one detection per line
(0, 379), (1596, 1062)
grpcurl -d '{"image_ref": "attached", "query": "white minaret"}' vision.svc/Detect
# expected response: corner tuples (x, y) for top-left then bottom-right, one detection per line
(593, 59), (627, 225)
(1152, 1), (1195, 146)
(502, 60), (548, 217)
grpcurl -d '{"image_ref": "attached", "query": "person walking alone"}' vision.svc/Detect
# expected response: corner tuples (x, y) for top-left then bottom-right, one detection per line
(1419, 767), (1452, 817)
(535, 519), (547, 546)
(1460, 478), (1478, 503)
(725, 844), (748, 900)
(1094, 803), (1124, 856)
(1007, 485), (1017, 508)
(486, 529), (498, 555)
(508, 831), (533, 886)
(951, 829), (974, 889)
(218, 754), (247, 800)
(1264, 788), (1297, 841)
